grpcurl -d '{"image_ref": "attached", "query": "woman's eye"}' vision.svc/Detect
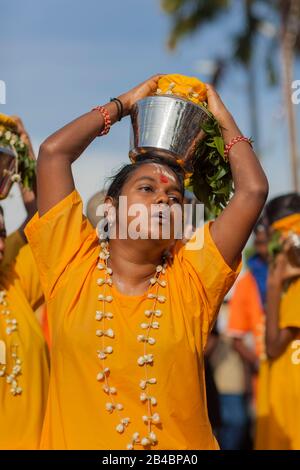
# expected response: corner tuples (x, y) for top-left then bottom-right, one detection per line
(139, 185), (153, 192)
(169, 195), (180, 203)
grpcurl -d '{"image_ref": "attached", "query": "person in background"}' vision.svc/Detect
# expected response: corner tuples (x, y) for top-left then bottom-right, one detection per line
(256, 193), (300, 450)
(204, 323), (222, 437)
(227, 221), (269, 394)
(0, 116), (37, 269)
(211, 300), (252, 449)
(0, 116), (49, 449)
(226, 220), (269, 448)
(0, 116), (50, 347)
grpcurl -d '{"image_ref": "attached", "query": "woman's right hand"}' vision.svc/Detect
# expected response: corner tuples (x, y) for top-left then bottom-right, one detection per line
(206, 84), (234, 130)
(118, 74), (164, 116)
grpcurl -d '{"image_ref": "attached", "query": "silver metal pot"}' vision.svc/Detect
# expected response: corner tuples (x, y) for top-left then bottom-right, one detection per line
(129, 94), (211, 173)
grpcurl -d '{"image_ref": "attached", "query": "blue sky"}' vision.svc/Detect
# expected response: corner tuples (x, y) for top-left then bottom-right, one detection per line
(1, 0), (299, 232)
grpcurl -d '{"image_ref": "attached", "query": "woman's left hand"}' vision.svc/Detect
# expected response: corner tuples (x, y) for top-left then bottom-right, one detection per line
(206, 84), (234, 128)
(118, 74), (165, 116)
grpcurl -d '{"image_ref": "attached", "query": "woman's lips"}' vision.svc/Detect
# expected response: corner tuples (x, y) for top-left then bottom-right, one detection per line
(151, 213), (170, 228)
(151, 209), (169, 220)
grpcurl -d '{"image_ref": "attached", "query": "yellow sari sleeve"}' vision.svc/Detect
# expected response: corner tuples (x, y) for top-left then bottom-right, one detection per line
(175, 221), (242, 330)
(24, 190), (95, 301)
(11, 244), (44, 311)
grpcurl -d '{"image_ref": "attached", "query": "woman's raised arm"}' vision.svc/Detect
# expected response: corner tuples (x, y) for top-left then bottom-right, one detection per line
(37, 75), (163, 216)
(207, 85), (269, 269)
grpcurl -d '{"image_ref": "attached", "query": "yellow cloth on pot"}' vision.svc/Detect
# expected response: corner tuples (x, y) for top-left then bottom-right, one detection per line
(157, 74), (207, 105)
(0, 114), (17, 132)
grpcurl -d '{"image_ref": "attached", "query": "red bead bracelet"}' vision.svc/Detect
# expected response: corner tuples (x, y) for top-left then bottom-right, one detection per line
(92, 106), (111, 136)
(224, 136), (253, 160)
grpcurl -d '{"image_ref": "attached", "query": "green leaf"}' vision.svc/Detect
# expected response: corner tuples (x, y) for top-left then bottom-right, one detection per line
(213, 136), (224, 156)
(206, 166), (228, 183)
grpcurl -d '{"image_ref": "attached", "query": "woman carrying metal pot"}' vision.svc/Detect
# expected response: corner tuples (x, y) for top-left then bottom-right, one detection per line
(0, 116), (49, 449)
(25, 74), (268, 449)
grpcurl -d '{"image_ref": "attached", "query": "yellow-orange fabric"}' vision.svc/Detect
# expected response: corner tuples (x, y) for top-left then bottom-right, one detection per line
(0, 230), (26, 273)
(255, 278), (300, 449)
(0, 244), (49, 449)
(41, 305), (51, 349)
(157, 74), (207, 104)
(0, 231), (50, 345)
(25, 190), (241, 450)
(271, 213), (300, 236)
(0, 113), (18, 131)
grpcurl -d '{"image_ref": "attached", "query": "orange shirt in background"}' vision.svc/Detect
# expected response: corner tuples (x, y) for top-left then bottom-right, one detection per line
(228, 271), (265, 360)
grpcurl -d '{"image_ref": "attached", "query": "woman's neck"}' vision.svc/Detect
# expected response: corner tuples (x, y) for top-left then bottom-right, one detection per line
(107, 239), (167, 296)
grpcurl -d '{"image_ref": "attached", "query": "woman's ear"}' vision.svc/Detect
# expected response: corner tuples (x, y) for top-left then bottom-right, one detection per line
(104, 197), (117, 226)
(103, 196), (114, 218)
(96, 196), (117, 240)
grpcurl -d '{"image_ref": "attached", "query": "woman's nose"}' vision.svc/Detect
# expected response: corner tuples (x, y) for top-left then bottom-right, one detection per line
(155, 192), (169, 205)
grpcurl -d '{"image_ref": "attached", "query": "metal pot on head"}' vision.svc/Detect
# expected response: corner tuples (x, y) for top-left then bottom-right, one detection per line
(129, 94), (211, 174)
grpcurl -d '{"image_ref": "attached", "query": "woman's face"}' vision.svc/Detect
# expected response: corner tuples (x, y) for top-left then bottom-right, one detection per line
(0, 214), (6, 262)
(110, 163), (184, 244)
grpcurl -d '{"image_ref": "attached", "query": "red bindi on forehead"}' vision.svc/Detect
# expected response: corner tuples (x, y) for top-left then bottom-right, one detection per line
(160, 175), (169, 184)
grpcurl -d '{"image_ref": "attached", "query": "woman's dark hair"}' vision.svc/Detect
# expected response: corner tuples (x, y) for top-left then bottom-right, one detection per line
(106, 155), (185, 205)
(265, 192), (300, 226)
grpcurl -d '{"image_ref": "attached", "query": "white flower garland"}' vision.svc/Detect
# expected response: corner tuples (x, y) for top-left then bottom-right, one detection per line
(96, 241), (168, 449)
(0, 290), (23, 395)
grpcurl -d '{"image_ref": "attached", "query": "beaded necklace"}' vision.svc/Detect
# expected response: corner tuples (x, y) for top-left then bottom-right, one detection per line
(0, 290), (23, 395)
(95, 241), (168, 449)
